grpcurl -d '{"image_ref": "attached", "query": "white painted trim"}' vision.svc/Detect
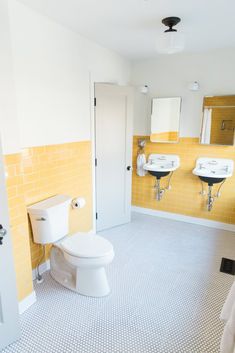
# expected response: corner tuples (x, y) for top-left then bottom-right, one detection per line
(132, 206), (235, 232)
(18, 291), (36, 314)
(89, 73), (97, 234)
(32, 259), (50, 281)
(18, 260), (51, 314)
(89, 77), (119, 234)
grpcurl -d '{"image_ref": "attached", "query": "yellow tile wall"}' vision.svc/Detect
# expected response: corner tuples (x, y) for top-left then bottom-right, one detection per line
(4, 141), (93, 301)
(23, 141), (93, 269)
(151, 131), (179, 142)
(4, 154), (33, 301)
(132, 136), (235, 224)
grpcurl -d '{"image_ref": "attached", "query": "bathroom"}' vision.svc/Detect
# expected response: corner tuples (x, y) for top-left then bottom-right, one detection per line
(1, 0), (235, 352)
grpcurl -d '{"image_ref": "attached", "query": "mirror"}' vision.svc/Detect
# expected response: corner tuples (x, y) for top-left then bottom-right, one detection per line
(201, 96), (235, 146)
(150, 97), (181, 143)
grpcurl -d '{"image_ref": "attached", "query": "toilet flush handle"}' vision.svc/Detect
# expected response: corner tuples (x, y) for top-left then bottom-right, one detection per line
(36, 217), (46, 221)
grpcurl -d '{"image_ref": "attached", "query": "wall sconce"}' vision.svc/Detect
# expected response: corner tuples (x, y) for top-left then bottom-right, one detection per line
(140, 85), (149, 94)
(189, 81), (200, 91)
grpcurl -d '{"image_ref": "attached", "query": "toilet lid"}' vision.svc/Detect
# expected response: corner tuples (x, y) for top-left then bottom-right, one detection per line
(61, 233), (113, 258)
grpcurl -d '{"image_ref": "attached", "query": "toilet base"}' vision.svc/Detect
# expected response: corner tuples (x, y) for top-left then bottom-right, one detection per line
(50, 246), (76, 292)
(76, 267), (110, 297)
(50, 246), (111, 297)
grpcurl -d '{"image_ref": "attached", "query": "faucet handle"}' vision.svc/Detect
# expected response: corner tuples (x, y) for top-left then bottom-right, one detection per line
(208, 160), (218, 165)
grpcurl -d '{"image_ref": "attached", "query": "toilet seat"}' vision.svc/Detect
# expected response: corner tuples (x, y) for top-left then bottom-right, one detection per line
(60, 233), (113, 258)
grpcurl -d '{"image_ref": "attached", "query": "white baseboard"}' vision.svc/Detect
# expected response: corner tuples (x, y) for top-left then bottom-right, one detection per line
(18, 260), (51, 314)
(18, 291), (37, 314)
(132, 206), (235, 232)
(32, 259), (51, 281)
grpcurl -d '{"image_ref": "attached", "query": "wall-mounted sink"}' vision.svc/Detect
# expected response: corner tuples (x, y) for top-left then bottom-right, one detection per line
(193, 157), (234, 211)
(144, 154), (180, 180)
(193, 157), (234, 185)
(143, 154), (180, 201)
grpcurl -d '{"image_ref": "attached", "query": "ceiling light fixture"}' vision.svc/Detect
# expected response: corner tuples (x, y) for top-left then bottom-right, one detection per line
(156, 16), (185, 54)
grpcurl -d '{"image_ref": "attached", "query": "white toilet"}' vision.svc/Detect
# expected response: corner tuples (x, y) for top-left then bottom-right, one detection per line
(27, 195), (114, 297)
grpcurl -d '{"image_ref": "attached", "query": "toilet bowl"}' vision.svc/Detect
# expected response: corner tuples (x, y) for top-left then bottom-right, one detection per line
(51, 233), (114, 297)
(27, 195), (114, 297)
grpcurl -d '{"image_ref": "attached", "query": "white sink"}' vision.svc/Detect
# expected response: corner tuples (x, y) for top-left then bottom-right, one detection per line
(193, 157), (234, 183)
(144, 154), (180, 178)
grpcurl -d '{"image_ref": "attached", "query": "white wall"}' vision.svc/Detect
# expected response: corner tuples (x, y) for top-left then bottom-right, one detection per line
(131, 49), (235, 137)
(7, 0), (130, 149)
(133, 90), (151, 136)
(0, 0), (20, 154)
(3, 0), (235, 149)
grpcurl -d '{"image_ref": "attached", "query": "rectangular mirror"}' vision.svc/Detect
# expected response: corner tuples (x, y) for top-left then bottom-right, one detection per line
(201, 95), (235, 146)
(150, 97), (181, 143)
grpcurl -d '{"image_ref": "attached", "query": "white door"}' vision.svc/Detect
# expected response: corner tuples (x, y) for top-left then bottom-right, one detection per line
(0, 139), (20, 350)
(95, 83), (133, 231)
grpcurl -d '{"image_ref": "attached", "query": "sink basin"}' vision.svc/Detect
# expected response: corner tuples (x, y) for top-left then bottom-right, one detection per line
(193, 157), (234, 185)
(144, 154), (180, 179)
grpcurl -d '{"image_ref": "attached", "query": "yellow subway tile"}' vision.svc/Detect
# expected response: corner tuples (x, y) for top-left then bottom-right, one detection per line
(5, 140), (92, 302)
(6, 175), (23, 187)
(4, 153), (21, 165)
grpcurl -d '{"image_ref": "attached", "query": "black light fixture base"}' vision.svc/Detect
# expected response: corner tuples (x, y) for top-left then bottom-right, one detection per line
(162, 17), (181, 32)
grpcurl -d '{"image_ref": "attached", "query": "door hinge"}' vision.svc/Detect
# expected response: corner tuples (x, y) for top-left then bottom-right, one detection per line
(94, 97), (96, 107)
(96, 212), (98, 220)
(95, 158), (97, 167)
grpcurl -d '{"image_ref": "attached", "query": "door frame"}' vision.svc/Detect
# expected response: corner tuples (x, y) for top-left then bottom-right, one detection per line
(89, 74), (99, 234)
(90, 77), (111, 233)
(93, 83), (133, 231)
(0, 135), (21, 349)
(89, 75), (132, 233)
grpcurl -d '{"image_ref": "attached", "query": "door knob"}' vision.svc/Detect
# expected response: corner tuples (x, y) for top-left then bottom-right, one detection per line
(127, 166), (133, 171)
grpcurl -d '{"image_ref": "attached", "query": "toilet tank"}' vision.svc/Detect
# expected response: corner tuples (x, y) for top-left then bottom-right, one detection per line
(27, 195), (72, 244)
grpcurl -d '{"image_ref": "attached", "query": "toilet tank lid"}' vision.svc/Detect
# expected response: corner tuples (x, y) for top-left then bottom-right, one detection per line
(27, 195), (71, 215)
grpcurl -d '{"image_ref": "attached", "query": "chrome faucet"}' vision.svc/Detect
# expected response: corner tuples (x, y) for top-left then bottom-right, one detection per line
(224, 165), (229, 172)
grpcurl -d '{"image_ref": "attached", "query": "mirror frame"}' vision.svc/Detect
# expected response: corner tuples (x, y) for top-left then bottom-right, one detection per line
(200, 95), (235, 146)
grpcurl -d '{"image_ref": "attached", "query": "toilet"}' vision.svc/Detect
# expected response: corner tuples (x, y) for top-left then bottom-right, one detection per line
(27, 195), (114, 297)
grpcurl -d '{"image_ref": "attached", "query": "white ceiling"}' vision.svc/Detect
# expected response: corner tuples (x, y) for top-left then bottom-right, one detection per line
(17, 0), (235, 59)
